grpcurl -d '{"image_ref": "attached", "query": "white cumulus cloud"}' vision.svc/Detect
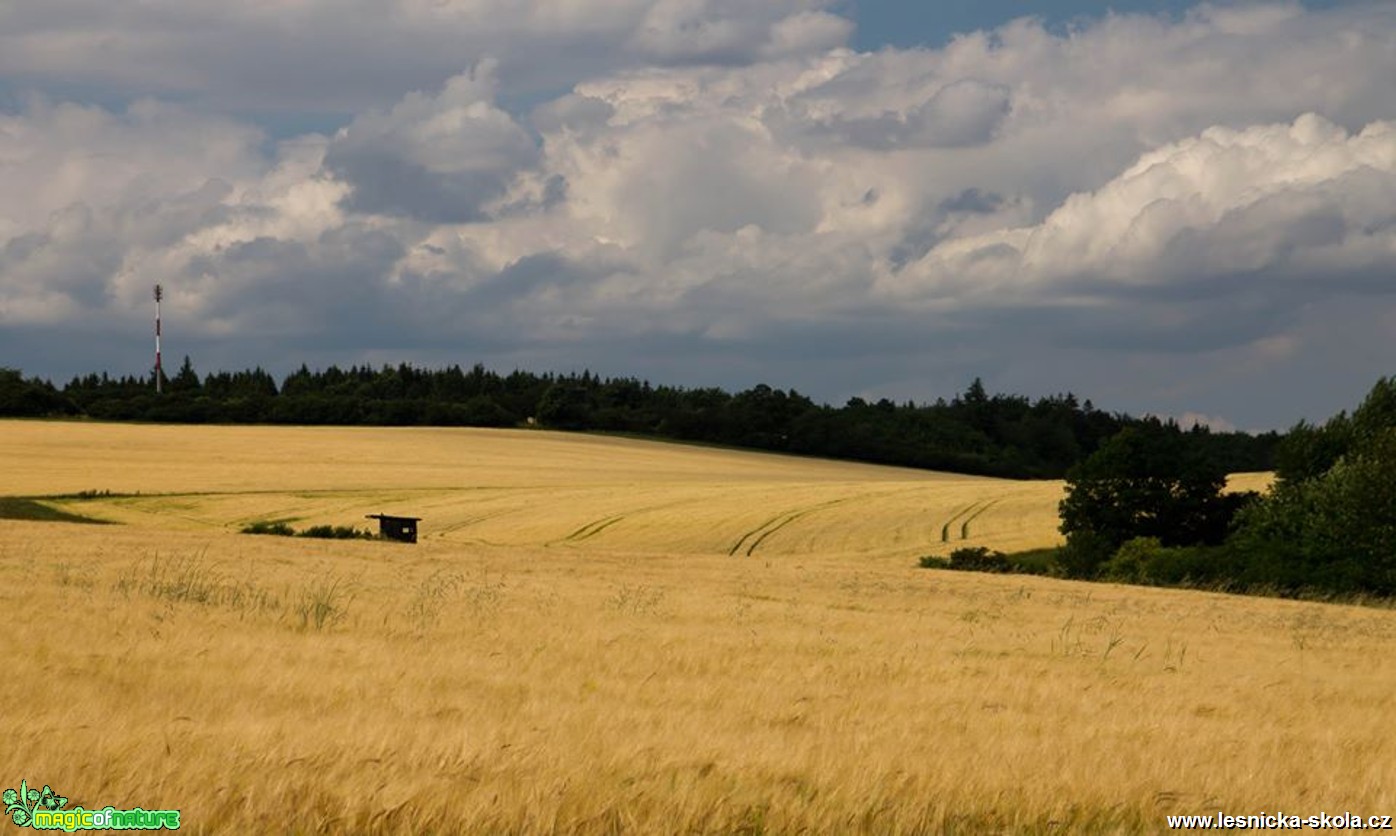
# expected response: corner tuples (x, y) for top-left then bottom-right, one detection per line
(4, 1), (1396, 429)
(893, 113), (1396, 299)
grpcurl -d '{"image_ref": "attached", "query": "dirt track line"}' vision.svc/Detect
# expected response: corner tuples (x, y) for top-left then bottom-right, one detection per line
(437, 508), (516, 535)
(731, 491), (904, 556)
(743, 509), (813, 556)
(728, 511), (789, 555)
(941, 501), (983, 542)
(572, 515), (627, 542)
(560, 514), (625, 543)
(959, 498), (1000, 540)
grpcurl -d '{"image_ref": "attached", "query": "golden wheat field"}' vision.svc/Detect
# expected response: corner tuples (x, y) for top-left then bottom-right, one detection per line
(1, 420), (1390, 834)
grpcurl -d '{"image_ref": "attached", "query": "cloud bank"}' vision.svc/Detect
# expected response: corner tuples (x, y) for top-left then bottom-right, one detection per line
(2, 1), (1395, 429)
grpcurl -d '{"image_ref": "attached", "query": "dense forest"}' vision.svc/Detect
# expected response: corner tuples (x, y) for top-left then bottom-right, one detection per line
(0, 360), (1278, 479)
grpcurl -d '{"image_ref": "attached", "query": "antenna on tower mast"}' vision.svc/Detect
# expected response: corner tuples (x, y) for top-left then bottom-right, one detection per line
(154, 284), (164, 394)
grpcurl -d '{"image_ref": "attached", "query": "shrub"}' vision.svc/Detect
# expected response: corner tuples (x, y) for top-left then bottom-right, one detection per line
(920, 547), (1057, 575)
(241, 521), (295, 536)
(298, 525), (375, 540)
(1102, 536), (1238, 588)
(1101, 537), (1163, 584)
(1057, 530), (1115, 579)
(1143, 544), (1237, 588)
(1003, 547), (1058, 576)
(948, 546), (1011, 573)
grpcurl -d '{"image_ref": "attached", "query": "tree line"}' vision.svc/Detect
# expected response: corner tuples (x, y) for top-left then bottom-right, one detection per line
(0, 360), (1277, 479)
(1047, 376), (1396, 597)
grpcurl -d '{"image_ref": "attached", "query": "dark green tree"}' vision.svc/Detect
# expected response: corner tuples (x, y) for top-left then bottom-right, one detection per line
(0, 369), (76, 417)
(1273, 417), (1352, 484)
(1230, 378), (1396, 595)
(537, 382), (595, 430)
(170, 356), (201, 393)
(1058, 422), (1245, 578)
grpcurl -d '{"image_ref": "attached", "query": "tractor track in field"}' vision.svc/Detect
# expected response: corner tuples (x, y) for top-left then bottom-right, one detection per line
(728, 487), (927, 557)
(436, 508), (517, 536)
(959, 498), (1000, 540)
(562, 514), (628, 543)
(940, 501), (982, 543)
(729, 509), (805, 557)
(546, 493), (718, 547)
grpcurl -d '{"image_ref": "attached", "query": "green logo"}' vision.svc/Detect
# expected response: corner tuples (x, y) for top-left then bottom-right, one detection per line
(4, 781), (66, 827)
(4, 781), (179, 831)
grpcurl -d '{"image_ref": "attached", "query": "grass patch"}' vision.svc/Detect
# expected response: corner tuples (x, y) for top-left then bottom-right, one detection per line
(111, 552), (356, 630)
(114, 550), (225, 605)
(0, 497), (111, 525)
(293, 574), (356, 631)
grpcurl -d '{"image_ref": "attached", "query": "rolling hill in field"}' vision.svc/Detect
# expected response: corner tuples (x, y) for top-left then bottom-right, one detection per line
(7, 419), (1384, 835)
(1, 420), (1079, 558)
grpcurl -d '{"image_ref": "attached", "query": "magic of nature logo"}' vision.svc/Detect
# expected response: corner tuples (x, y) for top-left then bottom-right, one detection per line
(4, 781), (179, 831)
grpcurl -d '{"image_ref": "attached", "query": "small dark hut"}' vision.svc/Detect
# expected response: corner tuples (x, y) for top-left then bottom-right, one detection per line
(366, 514), (421, 544)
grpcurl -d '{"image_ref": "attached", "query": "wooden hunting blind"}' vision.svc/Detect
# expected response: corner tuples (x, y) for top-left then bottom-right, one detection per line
(366, 514), (421, 544)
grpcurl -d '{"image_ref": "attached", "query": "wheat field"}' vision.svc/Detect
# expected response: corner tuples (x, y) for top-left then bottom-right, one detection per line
(1, 421), (1068, 558)
(1, 420), (1389, 834)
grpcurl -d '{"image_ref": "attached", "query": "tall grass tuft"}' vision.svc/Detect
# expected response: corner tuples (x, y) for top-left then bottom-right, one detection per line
(113, 550), (223, 604)
(294, 574), (355, 631)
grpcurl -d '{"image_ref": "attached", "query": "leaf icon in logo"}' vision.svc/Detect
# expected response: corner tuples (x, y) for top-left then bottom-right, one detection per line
(39, 786), (67, 811)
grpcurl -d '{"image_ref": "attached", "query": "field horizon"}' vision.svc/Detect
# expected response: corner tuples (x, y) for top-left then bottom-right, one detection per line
(3, 419), (1383, 834)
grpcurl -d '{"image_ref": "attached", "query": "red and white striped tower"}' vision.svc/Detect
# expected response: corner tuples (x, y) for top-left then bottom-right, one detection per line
(154, 284), (164, 394)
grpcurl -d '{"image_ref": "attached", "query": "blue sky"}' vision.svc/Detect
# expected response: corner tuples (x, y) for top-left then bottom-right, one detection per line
(850, 0), (1359, 49)
(851, 0), (1195, 49)
(1, 1), (1394, 430)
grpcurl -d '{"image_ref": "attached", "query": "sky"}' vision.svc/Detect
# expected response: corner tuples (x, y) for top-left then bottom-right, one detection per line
(1, 1), (1393, 432)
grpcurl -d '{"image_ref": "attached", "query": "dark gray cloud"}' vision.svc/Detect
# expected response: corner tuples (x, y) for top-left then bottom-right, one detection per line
(321, 67), (540, 222)
(802, 78), (1011, 150)
(5, 3), (1396, 432)
(0, 0), (852, 115)
(940, 188), (1005, 215)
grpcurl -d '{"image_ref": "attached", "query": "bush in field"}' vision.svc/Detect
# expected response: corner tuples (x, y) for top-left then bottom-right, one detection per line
(298, 525), (375, 540)
(1143, 544), (1237, 588)
(1099, 537), (1233, 587)
(920, 547), (1057, 575)
(915, 547), (1016, 572)
(1101, 537), (1161, 584)
(242, 521), (376, 540)
(1004, 547), (1058, 576)
(1056, 530), (1116, 580)
(948, 546), (1012, 573)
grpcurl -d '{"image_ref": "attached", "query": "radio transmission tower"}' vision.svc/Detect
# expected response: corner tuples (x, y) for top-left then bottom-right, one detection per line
(154, 284), (164, 394)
